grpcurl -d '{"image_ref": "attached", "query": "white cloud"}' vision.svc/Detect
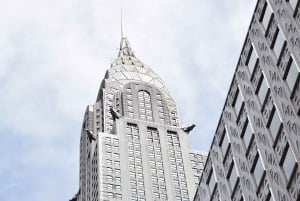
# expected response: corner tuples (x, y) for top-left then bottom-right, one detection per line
(0, 0), (256, 200)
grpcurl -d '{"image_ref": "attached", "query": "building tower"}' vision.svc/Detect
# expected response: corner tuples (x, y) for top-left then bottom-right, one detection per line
(194, 0), (300, 200)
(70, 27), (207, 200)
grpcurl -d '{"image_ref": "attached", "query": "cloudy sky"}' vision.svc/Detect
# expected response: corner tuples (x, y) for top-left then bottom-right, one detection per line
(0, 0), (256, 200)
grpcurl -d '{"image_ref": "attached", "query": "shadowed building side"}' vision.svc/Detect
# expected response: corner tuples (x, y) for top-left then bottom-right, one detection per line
(194, 0), (300, 200)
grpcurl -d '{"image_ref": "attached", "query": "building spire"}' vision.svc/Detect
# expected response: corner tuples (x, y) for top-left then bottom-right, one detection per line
(118, 10), (135, 57)
(121, 10), (126, 39)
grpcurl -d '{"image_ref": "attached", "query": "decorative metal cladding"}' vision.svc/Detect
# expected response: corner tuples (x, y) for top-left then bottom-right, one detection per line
(266, 16), (280, 46)
(278, 44), (291, 77)
(293, 81), (300, 114)
(194, 0), (300, 200)
(257, 175), (270, 201)
(262, 92), (274, 123)
(251, 62), (263, 90)
(247, 139), (258, 169)
(223, 100), (258, 201)
(98, 37), (179, 133)
(289, 165), (300, 200)
(274, 128), (288, 161)
(209, 142), (231, 201)
(231, 182), (243, 201)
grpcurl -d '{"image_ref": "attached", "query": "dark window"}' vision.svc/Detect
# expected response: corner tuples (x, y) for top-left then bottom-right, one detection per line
(266, 191), (272, 201)
(272, 28), (285, 58)
(247, 46), (258, 74)
(288, 0), (299, 10)
(260, 3), (272, 29)
(220, 130), (229, 156)
(267, 107), (281, 141)
(208, 170), (216, 193)
(241, 119), (253, 149)
(284, 58), (299, 92)
(281, 144), (296, 182)
(228, 162), (238, 191)
(252, 155), (264, 186)
(233, 89), (243, 115)
(257, 75), (269, 105)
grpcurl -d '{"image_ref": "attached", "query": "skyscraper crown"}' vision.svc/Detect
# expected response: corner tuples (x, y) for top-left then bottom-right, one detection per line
(96, 27), (180, 130)
(118, 37), (135, 57)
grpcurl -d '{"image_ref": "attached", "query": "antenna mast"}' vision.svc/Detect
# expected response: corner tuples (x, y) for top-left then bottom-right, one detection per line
(121, 10), (126, 38)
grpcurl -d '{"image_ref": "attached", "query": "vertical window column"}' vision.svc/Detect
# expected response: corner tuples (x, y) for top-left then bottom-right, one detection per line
(138, 90), (153, 122)
(157, 94), (165, 123)
(106, 92), (114, 133)
(126, 88), (134, 118)
(167, 131), (188, 200)
(103, 137), (122, 200)
(147, 127), (167, 201)
(126, 123), (145, 201)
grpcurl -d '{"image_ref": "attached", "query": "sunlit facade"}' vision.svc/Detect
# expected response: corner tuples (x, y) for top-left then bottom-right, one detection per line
(70, 35), (207, 201)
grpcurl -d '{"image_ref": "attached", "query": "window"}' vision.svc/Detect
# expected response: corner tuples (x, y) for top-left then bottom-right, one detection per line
(128, 105), (133, 111)
(261, 191), (274, 201)
(284, 58), (299, 92)
(272, 29), (285, 58)
(115, 177), (121, 182)
(288, 0), (299, 10)
(261, 3), (272, 29)
(268, 107), (281, 141)
(194, 175), (200, 183)
(106, 167), (113, 173)
(208, 171), (216, 193)
(228, 163), (238, 190)
(106, 175), (113, 181)
(114, 161), (120, 167)
(106, 152), (112, 158)
(241, 119), (253, 149)
(126, 88), (132, 93)
(113, 139), (119, 146)
(252, 155), (264, 185)
(128, 100), (133, 106)
(281, 144), (296, 181)
(107, 183), (113, 189)
(114, 153), (120, 160)
(106, 159), (112, 165)
(247, 46), (258, 74)
(257, 75), (268, 105)
(220, 130), (229, 155)
(107, 192), (113, 198)
(115, 193), (122, 199)
(233, 89), (243, 115)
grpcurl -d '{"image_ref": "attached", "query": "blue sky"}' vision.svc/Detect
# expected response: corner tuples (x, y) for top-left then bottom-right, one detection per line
(0, 0), (256, 200)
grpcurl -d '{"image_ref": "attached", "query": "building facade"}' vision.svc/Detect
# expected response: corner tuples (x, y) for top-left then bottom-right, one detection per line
(70, 35), (207, 201)
(194, 0), (300, 201)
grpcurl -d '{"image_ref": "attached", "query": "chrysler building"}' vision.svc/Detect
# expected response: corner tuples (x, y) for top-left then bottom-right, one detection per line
(70, 26), (207, 201)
